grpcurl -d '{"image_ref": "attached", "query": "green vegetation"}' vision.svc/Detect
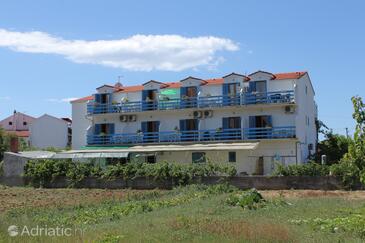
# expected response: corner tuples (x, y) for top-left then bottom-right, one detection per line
(24, 159), (237, 187)
(1, 185), (365, 242)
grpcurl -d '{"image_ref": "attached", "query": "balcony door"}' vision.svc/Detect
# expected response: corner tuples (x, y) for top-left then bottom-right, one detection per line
(180, 86), (197, 108)
(222, 117), (241, 140)
(248, 116), (272, 139)
(180, 119), (199, 141)
(142, 90), (158, 110)
(247, 81), (267, 104)
(141, 121), (160, 143)
(94, 123), (115, 144)
(223, 83), (240, 105)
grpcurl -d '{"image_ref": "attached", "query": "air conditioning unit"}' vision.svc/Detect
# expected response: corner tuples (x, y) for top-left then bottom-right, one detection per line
(204, 110), (213, 118)
(284, 106), (295, 113)
(193, 110), (203, 119)
(128, 115), (137, 122)
(120, 115), (128, 122)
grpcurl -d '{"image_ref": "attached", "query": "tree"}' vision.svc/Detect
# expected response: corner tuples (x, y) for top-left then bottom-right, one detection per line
(346, 96), (365, 169)
(316, 131), (351, 164)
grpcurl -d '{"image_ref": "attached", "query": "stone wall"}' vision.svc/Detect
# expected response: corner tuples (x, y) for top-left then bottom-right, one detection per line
(0, 176), (345, 190)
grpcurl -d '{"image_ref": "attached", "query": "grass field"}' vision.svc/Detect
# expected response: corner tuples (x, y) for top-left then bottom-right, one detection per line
(0, 185), (365, 243)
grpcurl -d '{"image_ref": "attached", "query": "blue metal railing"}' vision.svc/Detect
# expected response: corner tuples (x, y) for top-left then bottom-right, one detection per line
(87, 126), (296, 145)
(87, 91), (294, 115)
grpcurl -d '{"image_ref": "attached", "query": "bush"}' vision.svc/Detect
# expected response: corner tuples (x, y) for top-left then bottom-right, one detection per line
(24, 159), (237, 187)
(272, 162), (330, 176)
(330, 159), (361, 189)
(226, 189), (265, 210)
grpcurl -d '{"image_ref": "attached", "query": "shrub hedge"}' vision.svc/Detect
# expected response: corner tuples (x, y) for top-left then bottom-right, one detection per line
(24, 159), (237, 187)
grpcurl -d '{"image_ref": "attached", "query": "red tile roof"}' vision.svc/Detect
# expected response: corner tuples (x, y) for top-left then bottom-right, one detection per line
(119, 85), (144, 93)
(274, 71), (307, 80)
(79, 71), (307, 98)
(71, 96), (93, 103)
(205, 78), (224, 85)
(5, 130), (30, 137)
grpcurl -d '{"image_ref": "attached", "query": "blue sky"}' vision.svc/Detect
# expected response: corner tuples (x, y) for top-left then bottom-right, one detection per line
(0, 0), (364, 136)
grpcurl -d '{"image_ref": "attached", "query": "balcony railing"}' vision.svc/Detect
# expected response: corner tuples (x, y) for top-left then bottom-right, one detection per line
(87, 91), (294, 115)
(87, 126), (296, 145)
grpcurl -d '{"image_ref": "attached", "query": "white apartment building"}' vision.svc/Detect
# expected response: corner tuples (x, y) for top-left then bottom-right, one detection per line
(71, 71), (317, 175)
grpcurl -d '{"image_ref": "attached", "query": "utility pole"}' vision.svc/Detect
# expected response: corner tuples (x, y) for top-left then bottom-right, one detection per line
(345, 127), (349, 138)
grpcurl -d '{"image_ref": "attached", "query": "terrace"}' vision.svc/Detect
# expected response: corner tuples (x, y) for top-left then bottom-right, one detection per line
(87, 126), (296, 145)
(87, 90), (295, 115)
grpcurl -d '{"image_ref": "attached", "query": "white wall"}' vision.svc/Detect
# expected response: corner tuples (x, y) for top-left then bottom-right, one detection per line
(156, 140), (297, 175)
(72, 101), (91, 149)
(294, 74), (317, 162)
(30, 115), (68, 149)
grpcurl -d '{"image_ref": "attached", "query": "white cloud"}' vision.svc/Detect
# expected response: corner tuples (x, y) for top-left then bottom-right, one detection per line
(46, 97), (78, 103)
(0, 29), (239, 71)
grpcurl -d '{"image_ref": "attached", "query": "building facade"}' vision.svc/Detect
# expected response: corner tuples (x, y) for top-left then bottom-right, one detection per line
(0, 111), (35, 143)
(71, 71), (317, 175)
(29, 114), (71, 149)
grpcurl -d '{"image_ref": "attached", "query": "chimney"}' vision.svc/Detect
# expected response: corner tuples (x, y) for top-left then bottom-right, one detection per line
(10, 136), (19, 153)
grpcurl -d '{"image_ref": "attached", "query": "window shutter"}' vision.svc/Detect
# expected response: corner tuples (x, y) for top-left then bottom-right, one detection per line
(180, 87), (187, 97)
(222, 83), (229, 96)
(108, 93), (113, 104)
(179, 120), (186, 131)
(95, 94), (101, 103)
(267, 116), (273, 127)
(141, 121), (148, 133)
(156, 121), (160, 132)
(108, 123), (115, 134)
(222, 117), (229, 130)
(142, 90), (148, 101)
(248, 82), (256, 92)
(249, 116), (256, 128)
(95, 124), (101, 134)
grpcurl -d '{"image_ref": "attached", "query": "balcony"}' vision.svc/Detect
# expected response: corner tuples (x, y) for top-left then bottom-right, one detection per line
(87, 126), (296, 145)
(87, 90), (294, 115)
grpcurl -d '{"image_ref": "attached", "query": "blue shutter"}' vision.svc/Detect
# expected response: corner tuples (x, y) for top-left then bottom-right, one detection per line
(141, 121), (148, 133)
(248, 82), (256, 93)
(179, 120), (186, 131)
(108, 123), (115, 134)
(222, 118), (229, 129)
(249, 116), (256, 128)
(237, 117), (242, 128)
(142, 90), (148, 101)
(108, 93), (113, 104)
(95, 124), (101, 134)
(267, 116), (272, 127)
(222, 83), (229, 95)
(180, 87), (187, 97)
(156, 121), (160, 132)
(95, 94), (101, 103)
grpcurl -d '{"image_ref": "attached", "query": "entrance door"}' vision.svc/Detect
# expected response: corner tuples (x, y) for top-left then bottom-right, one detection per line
(248, 116), (272, 139)
(142, 121), (160, 143)
(180, 119), (199, 141)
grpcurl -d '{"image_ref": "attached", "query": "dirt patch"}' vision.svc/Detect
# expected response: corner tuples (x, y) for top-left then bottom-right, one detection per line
(0, 185), (160, 213)
(169, 217), (292, 241)
(260, 190), (365, 200)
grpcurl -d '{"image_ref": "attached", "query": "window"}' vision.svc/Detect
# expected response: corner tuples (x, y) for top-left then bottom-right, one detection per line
(228, 152), (236, 162)
(305, 85), (308, 95)
(146, 155), (156, 163)
(8, 121), (12, 125)
(192, 152), (206, 163)
(23, 121), (27, 126)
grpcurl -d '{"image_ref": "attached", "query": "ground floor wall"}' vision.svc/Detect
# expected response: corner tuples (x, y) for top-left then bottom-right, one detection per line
(155, 140), (299, 175)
